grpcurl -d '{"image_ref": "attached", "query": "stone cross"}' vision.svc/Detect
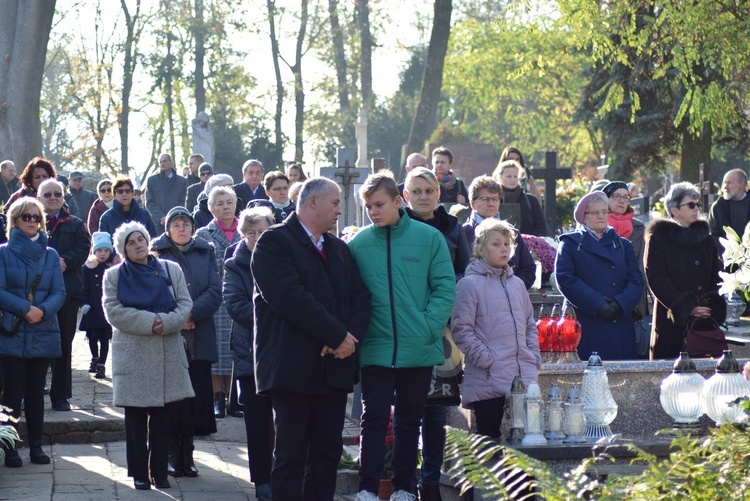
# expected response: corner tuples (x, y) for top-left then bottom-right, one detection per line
(320, 148), (371, 233)
(355, 107), (368, 169)
(698, 163), (715, 212)
(532, 151), (572, 232)
(191, 111), (215, 165)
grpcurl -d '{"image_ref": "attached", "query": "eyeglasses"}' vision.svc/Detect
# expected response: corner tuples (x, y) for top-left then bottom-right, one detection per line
(680, 201), (702, 209)
(200, 171), (212, 177)
(585, 210), (609, 217)
(19, 213), (42, 223)
(611, 194), (630, 202)
(476, 196), (500, 204)
(169, 223), (192, 231)
(99, 187), (112, 194)
(115, 188), (133, 195)
(42, 192), (63, 199)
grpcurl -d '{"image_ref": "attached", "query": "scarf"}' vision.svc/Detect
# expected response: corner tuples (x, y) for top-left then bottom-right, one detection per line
(501, 185), (524, 204)
(584, 225), (605, 240)
(216, 217), (238, 244)
(608, 210), (634, 239)
(116, 255), (177, 314)
(440, 170), (458, 191)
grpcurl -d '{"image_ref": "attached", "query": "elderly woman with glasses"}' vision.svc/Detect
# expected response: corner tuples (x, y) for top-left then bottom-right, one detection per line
(554, 191), (644, 361)
(98, 177), (157, 238)
(644, 182), (724, 360)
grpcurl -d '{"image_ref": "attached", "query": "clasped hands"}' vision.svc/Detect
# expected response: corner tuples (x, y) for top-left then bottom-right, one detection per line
(597, 298), (623, 321)
(320, 332), (358, 359)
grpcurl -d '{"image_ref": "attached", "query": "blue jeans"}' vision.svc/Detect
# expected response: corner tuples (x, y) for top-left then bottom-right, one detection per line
(358, 366), (433, 494)
(420, 405), (448, 485)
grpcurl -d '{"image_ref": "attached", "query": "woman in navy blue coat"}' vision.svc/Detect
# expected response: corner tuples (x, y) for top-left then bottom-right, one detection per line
(0, 197), (66, 467)
(99, 177), (157, 238)
(151, 206), (222, 478)
(223, 206), (276, 501)
(555, 191), (644, 361)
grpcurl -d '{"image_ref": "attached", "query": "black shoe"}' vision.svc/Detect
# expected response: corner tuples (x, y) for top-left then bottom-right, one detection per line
(4, 448), (22, 468)
(167, 438), (183, 478)
(95, 364), (106, 379)
(29, 445), (50, 465)
(88, 357), (99, 373)
(227, 409), (244, 418)
(214, 392), (226, 419)
(182, 436), (198, 478)
(151, 477), (171, 489)
(51, 399), (71, 411)
(133, 478), (151, 490)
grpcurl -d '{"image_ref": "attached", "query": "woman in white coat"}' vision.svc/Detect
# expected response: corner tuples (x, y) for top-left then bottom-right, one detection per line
(103, 221), (194, 491)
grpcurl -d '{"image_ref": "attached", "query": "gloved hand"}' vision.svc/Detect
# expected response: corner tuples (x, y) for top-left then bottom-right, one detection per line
(80, 304), (91, 315)
(597, 298), (623, 321)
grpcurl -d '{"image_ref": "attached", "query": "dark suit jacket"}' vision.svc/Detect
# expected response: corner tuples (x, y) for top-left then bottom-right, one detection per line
(185, 181), (204, 213)
(233, 182), (268, 205)
(251, 213), (371, 395)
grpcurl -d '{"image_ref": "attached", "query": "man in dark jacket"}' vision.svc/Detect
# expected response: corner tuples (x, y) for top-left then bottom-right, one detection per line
(708, 168), (750, 254)
(38, 179), (91, 411)
(0, 160), (20, 208)
(463, 175), (538, 289)
(185, 162), (213, 212)
(146, 153), (188, 234)
(233, 159), (268, 203)
(68, 171), (97, 223)
(251, 177), (371, 501)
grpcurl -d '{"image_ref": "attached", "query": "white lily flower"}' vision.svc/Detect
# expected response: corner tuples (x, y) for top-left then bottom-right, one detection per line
(719, 271), (742, 296)
(721, 236), (744, 265)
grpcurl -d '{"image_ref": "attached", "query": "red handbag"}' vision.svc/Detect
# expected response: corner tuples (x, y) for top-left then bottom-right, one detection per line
(684, 317), (728, 358)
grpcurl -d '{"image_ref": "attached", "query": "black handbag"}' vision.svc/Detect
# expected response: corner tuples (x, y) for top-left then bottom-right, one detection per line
(684, 316), (730, 358)
(0, 253), (47, 337)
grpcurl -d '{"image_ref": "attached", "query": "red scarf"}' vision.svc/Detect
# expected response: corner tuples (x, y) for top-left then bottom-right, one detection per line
(608, 210), (634, 239)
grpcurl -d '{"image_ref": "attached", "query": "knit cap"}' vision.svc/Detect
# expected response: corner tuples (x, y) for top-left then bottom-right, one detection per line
(92, 231), (114, 253)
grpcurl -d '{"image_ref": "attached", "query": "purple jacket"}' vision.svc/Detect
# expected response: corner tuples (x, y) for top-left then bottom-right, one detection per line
(452, 258), (541, 409)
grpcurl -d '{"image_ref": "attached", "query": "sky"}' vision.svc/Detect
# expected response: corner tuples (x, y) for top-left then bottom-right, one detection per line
(51, 0), (432, 179)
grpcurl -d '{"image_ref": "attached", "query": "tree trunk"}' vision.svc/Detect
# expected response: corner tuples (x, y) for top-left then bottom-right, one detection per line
(165, 32), (176, 159)
(405, 0), (452, 159)
(0, 0), (57, 167)
(267, 0), (284, 161)
(357, 0), (373, 109)
(193, 0), (206, 114)
(680, 123), (712, 183)
(292, 0), (308, 163)
(119, 0), (141, 175)
(328, 0), (349, 112)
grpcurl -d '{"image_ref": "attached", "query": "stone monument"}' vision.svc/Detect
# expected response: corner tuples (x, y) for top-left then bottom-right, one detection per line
(191, 111), (215, 165)
(355, 107), (368, 169)
(320, 148), (370, 234)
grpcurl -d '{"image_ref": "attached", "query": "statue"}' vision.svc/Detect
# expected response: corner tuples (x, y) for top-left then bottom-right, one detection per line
(191, 111), (215, 165)
(355, 107), (368, 168)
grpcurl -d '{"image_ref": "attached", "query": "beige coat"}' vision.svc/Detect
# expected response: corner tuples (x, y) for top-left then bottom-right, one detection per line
(103, 259), (195, 408)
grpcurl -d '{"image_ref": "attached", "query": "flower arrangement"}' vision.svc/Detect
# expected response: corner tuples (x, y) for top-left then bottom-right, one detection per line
(341, 225), (362, 243)
(522, 234), (558, 274)
(717, 225), (750, 298)
(554, 174), (591, 232)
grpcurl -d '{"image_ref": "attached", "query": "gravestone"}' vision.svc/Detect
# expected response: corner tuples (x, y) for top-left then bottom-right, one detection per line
(320, 148), (370, 233)
(424, 142), (499, 184)
(355, 108), (368, 169)
(533, 152), (572, 231)
(698, 163), (716, 212)
(191, 111), (215, 165)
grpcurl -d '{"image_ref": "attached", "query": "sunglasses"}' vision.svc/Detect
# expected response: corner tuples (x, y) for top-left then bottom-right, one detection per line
(115, 188), (133, 195)
(680, 201), (702, 209)
(99, 187), (112, 194)
(20, 213), (43, 223)
(199, 171), (212, 177)
(42, 192), (63, 199)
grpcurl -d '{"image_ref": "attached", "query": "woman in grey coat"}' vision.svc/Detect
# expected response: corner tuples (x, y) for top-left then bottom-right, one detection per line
(196, 186), (241, 418)
(103, 221), (194, 491)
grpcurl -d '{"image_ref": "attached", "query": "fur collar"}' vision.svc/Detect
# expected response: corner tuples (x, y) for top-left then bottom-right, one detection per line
(646, 218), (710, 247)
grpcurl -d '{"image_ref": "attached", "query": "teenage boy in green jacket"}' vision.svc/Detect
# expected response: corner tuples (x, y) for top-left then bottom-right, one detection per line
(348, 170), (455, 501)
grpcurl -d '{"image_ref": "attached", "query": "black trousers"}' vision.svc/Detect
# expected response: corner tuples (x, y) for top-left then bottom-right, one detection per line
(473, 396), (506, 439)
(0, 356), (48, 444)
(269, 388), (348, 501)
(358, 366), (433, 494)
(50, 299), (79, 401)
(124, 404), (172, 480)
(239, 376), (273, 485)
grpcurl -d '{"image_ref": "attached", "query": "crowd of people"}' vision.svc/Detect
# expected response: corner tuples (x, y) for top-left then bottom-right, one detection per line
(0, 148), (743, 501)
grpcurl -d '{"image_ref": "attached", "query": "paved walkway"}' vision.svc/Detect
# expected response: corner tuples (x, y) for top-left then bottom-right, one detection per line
(0, 329), (364, 500)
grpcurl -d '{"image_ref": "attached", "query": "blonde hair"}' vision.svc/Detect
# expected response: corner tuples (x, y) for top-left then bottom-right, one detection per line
(7, 197), (46, 239)
(208, 186), (238, 210)
(472, 218), (516, 260)
(492, 159), (525, 183)
(238, 207), (275, 235)
(405, 167), (440, 192)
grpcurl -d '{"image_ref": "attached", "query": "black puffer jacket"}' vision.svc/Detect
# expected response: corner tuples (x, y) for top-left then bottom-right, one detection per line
(223, 240), (255, 378)
(150, 233), (222, 363)
(47, 207), (90, 301)
(645, 218), (725, 359)
(405, 205), (471, 280)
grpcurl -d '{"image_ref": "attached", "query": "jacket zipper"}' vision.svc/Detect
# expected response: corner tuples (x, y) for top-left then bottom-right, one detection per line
(387, 227), (398, 367)
(500, 274), (523, 377)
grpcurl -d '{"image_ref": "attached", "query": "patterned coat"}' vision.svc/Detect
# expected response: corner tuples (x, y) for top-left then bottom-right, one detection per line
(196, 218), (241, 374)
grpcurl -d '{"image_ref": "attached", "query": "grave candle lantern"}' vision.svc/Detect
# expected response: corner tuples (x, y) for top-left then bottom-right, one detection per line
(544, 384), (566, 444)
(507, 375), (527, 445)
(562, 386), (587, 444)
(581, 352), (618, 440)
(522, 382), (547, 446)
(659, 352), (705, 433)
(702, 350), (750, 425)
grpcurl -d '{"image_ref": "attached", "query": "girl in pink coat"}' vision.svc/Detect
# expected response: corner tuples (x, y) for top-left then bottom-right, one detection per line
(452, 218), (541, 438)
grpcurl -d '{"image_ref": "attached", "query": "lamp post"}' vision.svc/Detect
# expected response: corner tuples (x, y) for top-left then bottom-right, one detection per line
(581, 352), (618, 440)
(702, 350), (750, 425)
(659, 352), (705, 434)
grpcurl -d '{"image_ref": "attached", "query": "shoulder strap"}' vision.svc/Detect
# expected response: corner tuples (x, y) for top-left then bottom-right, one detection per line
(160, 259), (177, 298)
(27, 251), (48, 301)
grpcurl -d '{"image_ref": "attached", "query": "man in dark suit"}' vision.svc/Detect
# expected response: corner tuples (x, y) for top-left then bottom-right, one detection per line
(185, 162), (213, 212)
(233, 159), (268, 203)
(146, 153), (188, 234)
(251, 177), (371, 501)
(0, 160), (19, 207)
